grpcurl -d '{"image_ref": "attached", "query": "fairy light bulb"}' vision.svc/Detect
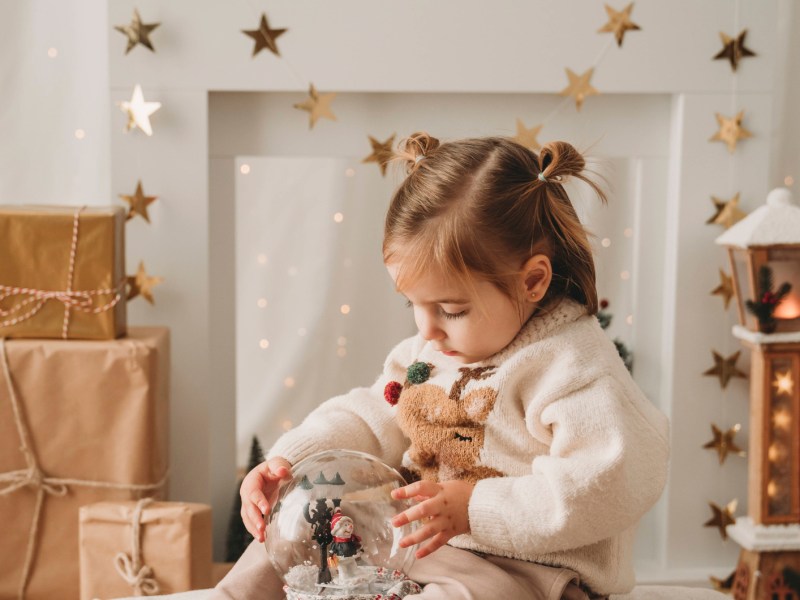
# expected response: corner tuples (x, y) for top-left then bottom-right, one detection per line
(768, 442), (784, 462)
(340, 304), (351, 315)
(601, 238), (611, 248)
(623, 228), (633, 238)
(257, 298), (267, 308)
(282, 420), (293, 431)
(767, 480), (779, 498)
(259, 339), (270, 349)
(257, 254), (268, 265)
(786, 176), (795, 187)
(345, 168), (355, 177)
(337, 347), (347, 358)
(773, 408), (792, 430)
(240, 164), (251, 175)
(284, 377), (296, 388)
(47, 47), (58, 58)
(74, 129), (86, 140)
(620, 271), (630, 281)
(334, 212), (344, 223)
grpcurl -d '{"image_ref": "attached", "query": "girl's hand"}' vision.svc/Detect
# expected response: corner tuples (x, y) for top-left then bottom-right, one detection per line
(240, 456), (292, 543)
(390, 479), (474, 559)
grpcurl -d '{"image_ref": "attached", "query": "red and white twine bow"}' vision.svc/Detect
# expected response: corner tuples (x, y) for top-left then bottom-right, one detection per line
(0, 207), (124, 338)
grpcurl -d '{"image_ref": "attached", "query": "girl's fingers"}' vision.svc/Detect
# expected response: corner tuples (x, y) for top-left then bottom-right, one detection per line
(398, 520), (439, 548)
(245, 503), (266, 539)
(249, 489), (269, 514)
(391, 480), (440, 500)
(415, 531), (449, 559)
(391, 497), (440, 527)
(241, 506), (260, 540)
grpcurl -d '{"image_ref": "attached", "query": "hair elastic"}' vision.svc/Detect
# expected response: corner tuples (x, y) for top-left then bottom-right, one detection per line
(414, 155), (426, 164)
(537, 172), (547, 183)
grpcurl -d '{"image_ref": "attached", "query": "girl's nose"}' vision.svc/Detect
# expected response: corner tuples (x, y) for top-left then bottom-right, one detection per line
(417, 313), (445, 341)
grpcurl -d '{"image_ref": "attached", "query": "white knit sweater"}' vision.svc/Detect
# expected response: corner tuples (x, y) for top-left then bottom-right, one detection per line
(267, 299), (670, 595)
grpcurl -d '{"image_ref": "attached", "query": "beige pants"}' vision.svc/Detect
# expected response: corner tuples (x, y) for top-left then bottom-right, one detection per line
(213, 540), (600, 600)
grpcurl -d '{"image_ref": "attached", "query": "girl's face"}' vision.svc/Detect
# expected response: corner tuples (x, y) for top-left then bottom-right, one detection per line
(387, 262), (535, 365)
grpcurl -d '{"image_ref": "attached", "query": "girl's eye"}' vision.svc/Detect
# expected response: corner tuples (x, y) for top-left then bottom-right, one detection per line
(440, 308), (467, 320)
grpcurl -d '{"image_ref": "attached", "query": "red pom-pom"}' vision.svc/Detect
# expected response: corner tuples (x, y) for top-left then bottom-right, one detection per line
(384, 381), (402, 406)
(600, 298), (610, 310)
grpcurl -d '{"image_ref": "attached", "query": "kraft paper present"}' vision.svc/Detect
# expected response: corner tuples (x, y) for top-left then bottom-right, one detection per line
(0, 205), (127, 339)
(0, 328), (170, 600)
(79, 500), (213, 600)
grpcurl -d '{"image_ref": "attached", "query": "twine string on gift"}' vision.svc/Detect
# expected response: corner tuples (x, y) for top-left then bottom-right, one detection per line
(0, 206), (126, 338)
(0, 338), (168, 600)
(113, 497), (161, 596)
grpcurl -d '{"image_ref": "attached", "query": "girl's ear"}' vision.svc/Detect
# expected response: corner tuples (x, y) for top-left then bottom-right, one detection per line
(520, 254), (553, 303)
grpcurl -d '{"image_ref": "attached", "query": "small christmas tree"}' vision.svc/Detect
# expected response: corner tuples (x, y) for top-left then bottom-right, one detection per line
(597, 299), (633, 372)
(225, 436), (265, 562)
(745, 265), (791, 333)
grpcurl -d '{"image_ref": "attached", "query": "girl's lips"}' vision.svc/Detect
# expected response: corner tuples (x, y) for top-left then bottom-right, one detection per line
(442, 350), (459, 356)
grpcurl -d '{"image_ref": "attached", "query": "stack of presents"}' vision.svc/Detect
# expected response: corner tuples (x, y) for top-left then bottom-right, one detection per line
(0, 206), (214, 599)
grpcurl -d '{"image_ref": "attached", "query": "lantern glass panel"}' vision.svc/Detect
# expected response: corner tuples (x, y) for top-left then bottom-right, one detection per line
(766, 248), (800, 330)
(765, 355), (797, 519)
(730, 248), (754, 329)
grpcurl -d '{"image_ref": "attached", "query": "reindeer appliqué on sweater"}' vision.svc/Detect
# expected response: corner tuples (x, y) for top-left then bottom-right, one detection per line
(391, 363), (505, 484)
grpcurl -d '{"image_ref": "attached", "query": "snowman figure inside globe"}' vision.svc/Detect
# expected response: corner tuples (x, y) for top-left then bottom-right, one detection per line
(329, 508), (362, 583)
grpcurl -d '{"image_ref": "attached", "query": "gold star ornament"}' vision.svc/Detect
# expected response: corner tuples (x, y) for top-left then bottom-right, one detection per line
(702, 423), (746, 465)
(598, 3), (641, 47)
(710, 111), (753, 154)
(713, 30), (756, 72)
(293, 84), (337, 129)
(773, 371), (794, 396)
(704, 499), (737, 540)
(362, 134), (396, 177)
(119, 180), (158, 223)
(118, 84), (161, 136)
(242, 13), (287, 57)
(513, 119), (543, 151)
(703, 350), (747, 389)
(560, 68), (599, 111)
(711, 269), (735, 309)
(127, 261), (164, 305)
(114, 8), (160, 54)
(706, 193), (747, 230)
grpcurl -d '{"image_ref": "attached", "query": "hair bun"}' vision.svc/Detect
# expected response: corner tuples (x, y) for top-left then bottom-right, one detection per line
(539, 140), (584, 181)
(398, 131), (441, 174)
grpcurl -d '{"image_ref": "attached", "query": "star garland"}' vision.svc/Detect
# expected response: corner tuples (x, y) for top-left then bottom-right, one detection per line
(127, 261), (164, 305)
(119, 180), (158, 223)
(118, 84), (161, 137)
(242, 13), (287, 57)
(703, 350), (748, 389)
(713, 29), (756, 72)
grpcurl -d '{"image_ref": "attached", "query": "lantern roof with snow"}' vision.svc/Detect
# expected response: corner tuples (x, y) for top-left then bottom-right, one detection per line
(715, 188), (800, 248)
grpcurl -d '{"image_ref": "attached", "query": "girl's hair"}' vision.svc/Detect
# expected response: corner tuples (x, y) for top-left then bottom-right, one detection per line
(383, 132), (607, 315)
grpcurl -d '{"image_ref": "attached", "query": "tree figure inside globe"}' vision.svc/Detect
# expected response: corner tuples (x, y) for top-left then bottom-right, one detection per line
(265, 450), (422, 599)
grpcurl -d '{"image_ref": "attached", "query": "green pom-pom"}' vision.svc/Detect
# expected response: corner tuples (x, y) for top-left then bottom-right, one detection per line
(407, 361), (431, 384)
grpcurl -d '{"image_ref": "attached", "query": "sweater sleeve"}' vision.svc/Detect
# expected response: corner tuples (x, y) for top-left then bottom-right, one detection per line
(467, 375), (670, 555)
(265, 335), (418, 469)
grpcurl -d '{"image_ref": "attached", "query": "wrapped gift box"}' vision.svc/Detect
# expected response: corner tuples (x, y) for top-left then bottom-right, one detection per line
(0, 205), (127, 339)
(0, 328), (169, 600)
(79, 500), (213, 600)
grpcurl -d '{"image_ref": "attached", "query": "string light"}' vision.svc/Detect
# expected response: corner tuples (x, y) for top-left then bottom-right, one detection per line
(785, 176), (794, 187)
(281, 420), (293, 431)
(345, 168), (355, 177)
(767, 480), (778, 498)
(74, 129), (86, 140)
(333, 212), (344, 223)
(240, 164), (251, 175)
(623, 228), (633, 238)
(284, 377), (295, 388)
(337, 347), (347, 358)
(626, 315), (633, 325)
(773, 408), (792, 430)
(768, 442), (785, 462)
(257, 298), (267, 308)
(259, 339), (270, 349)
(337, 336), (347, 346)
(257, 254), (268, 265)
(620, 271), (630, 280)
(601, 238), (611, 248)
(47, 47), (58, 58)
(340, 304), (351, 315)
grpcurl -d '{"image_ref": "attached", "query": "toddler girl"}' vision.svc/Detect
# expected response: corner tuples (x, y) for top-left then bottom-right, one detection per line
(216, 133), (670, 600)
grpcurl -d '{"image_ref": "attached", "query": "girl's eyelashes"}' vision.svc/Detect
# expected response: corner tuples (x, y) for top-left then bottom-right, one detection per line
(404, 298), (467, 319)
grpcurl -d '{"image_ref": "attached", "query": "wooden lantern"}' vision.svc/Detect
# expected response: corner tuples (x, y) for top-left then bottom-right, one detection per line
(716, 188), (800, 599)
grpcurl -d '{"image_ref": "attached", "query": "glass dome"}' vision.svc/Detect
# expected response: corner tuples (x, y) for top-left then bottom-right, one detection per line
(264, 450), (421, 599)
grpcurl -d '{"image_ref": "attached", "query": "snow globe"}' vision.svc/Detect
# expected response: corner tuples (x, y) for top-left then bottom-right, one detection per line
(264, 449), (422, 599)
